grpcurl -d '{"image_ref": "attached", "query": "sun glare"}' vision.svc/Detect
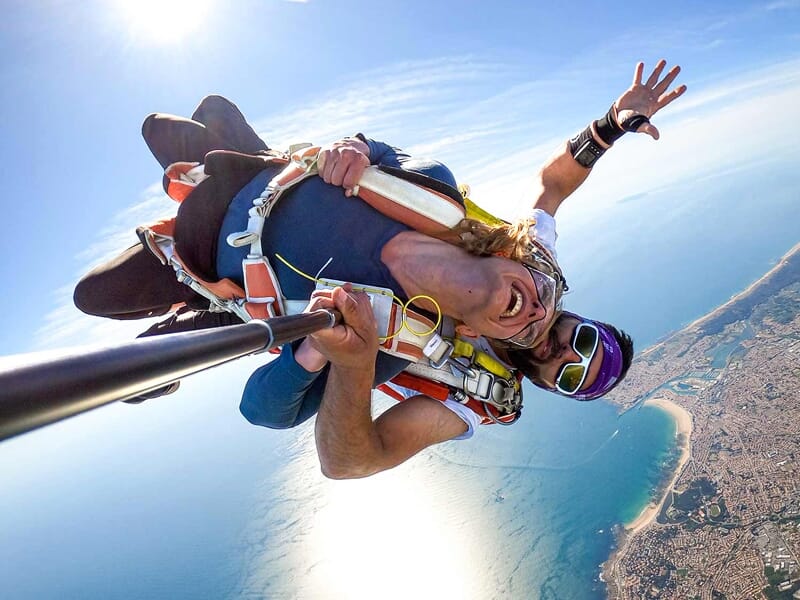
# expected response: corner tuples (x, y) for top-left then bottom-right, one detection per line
(113, 0), (212, 45)
(306, 471), (479, 599)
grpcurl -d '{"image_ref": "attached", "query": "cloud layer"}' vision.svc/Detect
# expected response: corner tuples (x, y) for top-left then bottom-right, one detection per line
(42, 51), (800, 349)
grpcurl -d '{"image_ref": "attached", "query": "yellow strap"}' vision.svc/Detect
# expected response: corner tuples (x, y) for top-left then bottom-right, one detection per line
(452, 337), (515, 381)
(473, 351), (514, 381)
(452, 338), (475, 360)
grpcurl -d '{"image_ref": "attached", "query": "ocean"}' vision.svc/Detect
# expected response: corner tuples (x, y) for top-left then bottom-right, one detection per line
(227, 158), (798, 599)
(0, 157), (797, 598)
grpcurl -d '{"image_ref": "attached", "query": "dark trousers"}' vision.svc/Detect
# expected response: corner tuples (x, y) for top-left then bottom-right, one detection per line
(142, 94), (270, 193)
(73, 96), (267, 324)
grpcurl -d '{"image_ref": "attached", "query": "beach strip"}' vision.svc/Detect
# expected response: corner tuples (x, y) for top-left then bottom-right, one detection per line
(624, 397), (693, 536)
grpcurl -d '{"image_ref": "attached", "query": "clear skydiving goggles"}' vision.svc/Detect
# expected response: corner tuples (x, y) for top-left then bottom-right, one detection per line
(500, 264), (562, 349)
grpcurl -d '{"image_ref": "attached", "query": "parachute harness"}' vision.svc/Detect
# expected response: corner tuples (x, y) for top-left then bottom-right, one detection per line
(274, 250), (520, 422)
(144, 146), (523, 423)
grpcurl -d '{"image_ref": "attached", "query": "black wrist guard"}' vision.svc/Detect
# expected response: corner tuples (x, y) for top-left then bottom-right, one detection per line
(594, 105), (626, 145)
(619, 113), (650, 132)
(568, 126), (606, 169)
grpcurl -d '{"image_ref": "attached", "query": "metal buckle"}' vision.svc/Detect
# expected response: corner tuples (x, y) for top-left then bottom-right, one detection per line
(423, 335), (453, 369)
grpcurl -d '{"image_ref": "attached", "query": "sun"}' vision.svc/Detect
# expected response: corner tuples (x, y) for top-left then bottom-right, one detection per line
(113, 0), (212, 45)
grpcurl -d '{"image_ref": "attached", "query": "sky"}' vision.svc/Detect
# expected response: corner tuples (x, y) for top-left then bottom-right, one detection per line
(1, 1), (799, 597)
(0, 0), (797, 452)
(0, 0), (799, 357)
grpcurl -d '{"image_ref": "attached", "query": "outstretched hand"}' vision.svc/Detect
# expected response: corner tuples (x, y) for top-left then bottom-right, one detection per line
(614, 59), (687, 140)
(306, 284), (379, 369)
(316, 138), (370, 196)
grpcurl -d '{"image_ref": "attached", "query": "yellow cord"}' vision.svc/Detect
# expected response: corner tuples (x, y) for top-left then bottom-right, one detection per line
(402, 295), (442, 337)
(273, 253), (443, 342)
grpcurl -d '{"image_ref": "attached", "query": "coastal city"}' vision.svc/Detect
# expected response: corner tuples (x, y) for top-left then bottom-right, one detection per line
(604, 244), (800, 599)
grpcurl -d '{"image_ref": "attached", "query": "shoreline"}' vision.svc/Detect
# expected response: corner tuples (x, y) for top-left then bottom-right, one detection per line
(603, 242), (799, 597)
(602, 397), (693, 595)
(639, 240), (800, 360)
(624, 397), (693, 535)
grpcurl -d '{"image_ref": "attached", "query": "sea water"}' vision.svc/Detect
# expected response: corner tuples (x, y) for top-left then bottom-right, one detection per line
(472, 156), (799, 598)
(0, 159), (797, 599)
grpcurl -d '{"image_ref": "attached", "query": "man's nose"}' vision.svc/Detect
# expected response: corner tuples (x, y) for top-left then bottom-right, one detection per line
(557, 341), (579, 362)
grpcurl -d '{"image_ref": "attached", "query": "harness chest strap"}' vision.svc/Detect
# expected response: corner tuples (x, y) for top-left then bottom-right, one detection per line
(380, 332), (523, 425)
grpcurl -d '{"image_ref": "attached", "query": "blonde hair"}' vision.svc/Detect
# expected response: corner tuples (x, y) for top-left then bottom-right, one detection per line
(451, 216), (567, 296)
(451, 217), (535, 261)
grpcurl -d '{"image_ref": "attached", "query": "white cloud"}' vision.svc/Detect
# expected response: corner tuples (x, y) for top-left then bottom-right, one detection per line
(42, 52), (800, 350)
(765, 0), (800, 10)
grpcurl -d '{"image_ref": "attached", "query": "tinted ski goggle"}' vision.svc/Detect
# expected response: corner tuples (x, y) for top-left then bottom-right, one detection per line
(502, 265), (560, 349)
(554, 322), (600, 395)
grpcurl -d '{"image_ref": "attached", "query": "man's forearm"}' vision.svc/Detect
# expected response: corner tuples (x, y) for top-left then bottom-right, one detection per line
(531, 140), (595, 216)
(533, 60), (687, 217)
(315, 363), (384, 479)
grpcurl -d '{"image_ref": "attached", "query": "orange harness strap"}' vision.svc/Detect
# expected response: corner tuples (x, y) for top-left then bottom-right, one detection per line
(379, 371), (521, 426)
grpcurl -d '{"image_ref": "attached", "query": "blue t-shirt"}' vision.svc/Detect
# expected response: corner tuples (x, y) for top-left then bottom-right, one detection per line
(216, 170), (409, 300)
(221, 138), (460, 429)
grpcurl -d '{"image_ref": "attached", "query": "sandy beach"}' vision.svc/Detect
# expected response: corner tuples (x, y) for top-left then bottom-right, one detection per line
(624, 397), (693, 535)
(602, 397), (695, 595)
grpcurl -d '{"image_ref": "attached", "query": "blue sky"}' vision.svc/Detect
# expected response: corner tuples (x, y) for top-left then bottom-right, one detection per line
(1, 2), (800, 597)
(1, 0), (799, 399)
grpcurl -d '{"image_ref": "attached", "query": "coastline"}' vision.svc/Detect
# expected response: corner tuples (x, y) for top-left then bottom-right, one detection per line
(602, 242), (799, 597)
(612, 243), (795, 535)
(602, 397), (693, 594)
(624, 397), (693, 535)
(639, 240), (800, 361)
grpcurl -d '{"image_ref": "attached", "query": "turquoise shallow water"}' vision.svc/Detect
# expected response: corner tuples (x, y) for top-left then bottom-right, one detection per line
(436, 387), (677, 599)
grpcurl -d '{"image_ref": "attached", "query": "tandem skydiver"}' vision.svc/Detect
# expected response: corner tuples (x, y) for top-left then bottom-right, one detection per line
(73, 60), (686, 478)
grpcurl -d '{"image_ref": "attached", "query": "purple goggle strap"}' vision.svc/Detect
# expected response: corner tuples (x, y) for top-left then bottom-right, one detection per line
(561, 311), (623, 401)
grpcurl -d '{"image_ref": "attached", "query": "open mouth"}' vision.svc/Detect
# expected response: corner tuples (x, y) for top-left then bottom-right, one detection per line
(501, 285), (524, 318)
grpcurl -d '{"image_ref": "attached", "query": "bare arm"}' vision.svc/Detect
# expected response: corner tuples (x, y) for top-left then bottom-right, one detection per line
(319, 370), (467, 479)
(310, 285), (467, 479)
(532, 59), (687, 216)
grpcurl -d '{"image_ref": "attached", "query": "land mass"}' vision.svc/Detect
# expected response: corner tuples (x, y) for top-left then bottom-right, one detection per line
(603, 242), (800, 600)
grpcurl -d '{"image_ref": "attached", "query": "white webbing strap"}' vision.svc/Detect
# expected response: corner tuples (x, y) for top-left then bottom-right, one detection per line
(225, 145), (322, 316)
(355, 166), (466, 236)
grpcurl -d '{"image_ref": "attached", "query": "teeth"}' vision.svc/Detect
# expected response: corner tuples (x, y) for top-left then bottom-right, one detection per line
(501, 288), (523, 318)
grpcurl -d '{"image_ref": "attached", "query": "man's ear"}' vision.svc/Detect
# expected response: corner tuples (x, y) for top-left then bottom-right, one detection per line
(455, 323), (479, 338)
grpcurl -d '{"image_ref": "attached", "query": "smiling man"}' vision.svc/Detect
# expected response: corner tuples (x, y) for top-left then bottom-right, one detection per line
(502, 312), (632, 400)
(73, 60), (683, 478)
(284, 60), (683, 478)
